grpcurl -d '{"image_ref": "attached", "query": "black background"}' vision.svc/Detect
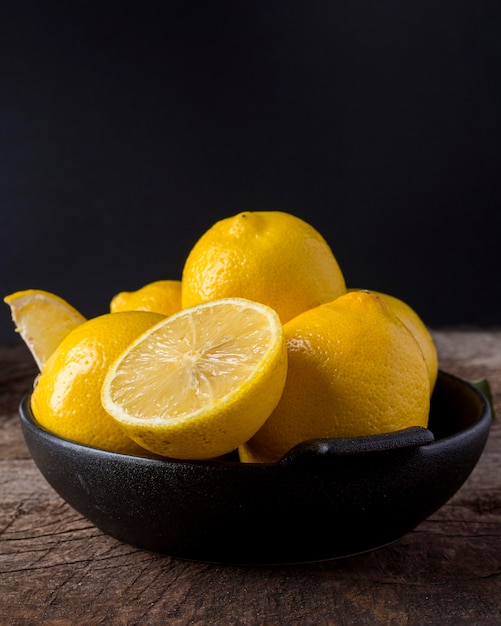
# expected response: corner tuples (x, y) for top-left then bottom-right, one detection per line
(1, 1), (500, 342)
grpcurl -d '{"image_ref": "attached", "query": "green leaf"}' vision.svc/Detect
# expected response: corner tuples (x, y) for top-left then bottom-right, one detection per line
(470, 378), (496, 421)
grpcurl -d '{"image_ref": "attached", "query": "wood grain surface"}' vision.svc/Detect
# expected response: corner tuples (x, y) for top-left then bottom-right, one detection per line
(1, 331), (500, 625)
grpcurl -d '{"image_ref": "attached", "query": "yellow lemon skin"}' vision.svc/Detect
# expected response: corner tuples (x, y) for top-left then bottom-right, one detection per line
(370, 290), (438, 391)
(181, 211), (346, 324)
(110, 280), (182, 317)
(31, 311), (165, 455)
(239, 291), (430, 463)
(102, 298), (288, 460)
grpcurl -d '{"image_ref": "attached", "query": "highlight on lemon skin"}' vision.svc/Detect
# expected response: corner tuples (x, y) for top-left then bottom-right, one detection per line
(4, 289), (86, 370)
(239, 291), (430, 464)
(101, 298), (288, 460)
(181, 211), (346, 324)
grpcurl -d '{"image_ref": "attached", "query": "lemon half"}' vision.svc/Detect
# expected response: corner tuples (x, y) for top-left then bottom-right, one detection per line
(101, 298), (288, 460)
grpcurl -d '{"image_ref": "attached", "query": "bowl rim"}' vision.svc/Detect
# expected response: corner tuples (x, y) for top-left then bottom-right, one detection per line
(18, 369), (492, 469)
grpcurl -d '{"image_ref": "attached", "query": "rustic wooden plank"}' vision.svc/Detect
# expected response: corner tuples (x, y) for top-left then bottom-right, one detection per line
(1, 332), (500, 625)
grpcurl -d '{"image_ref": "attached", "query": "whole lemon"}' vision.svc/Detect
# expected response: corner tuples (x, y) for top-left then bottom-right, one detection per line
(110, 279), (182, 317)
(239, 291), (430, 463)
(181, 211), (346, 324)
(31, 311), (165, 454)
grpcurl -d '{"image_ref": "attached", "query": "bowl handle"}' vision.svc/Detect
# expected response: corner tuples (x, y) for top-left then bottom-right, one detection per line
(279, 426), (434, 466)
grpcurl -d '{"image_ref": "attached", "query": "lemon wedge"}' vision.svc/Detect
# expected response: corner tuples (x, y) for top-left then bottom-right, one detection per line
(4, 289), (86, 370)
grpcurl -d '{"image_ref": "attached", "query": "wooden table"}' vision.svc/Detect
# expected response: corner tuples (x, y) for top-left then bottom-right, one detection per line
(1, 331), (500, 625)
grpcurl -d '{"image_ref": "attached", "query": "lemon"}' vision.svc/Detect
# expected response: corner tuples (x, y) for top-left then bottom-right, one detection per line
(181, 211), (346, 324)
(4, 289), (86, 370)
(31, 311), (165, 454)
(239, 291), (430, 463)
(101, 298), (288, 460)
(369, 290), (438, 390)
(110, 280), (182, 317)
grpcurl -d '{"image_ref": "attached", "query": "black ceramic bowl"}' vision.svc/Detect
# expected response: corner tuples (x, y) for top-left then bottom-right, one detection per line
(19, 371), (491, 565)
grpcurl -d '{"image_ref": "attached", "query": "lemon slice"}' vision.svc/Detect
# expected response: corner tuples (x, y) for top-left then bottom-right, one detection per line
(101, 298), (288, 460)
(4, 289), (86, 370)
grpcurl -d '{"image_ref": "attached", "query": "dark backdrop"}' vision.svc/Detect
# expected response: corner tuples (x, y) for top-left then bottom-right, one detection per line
(2, 1), (500, 342)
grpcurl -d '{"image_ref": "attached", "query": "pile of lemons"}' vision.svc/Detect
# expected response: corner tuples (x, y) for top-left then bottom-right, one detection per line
(5, 211), (437, 463)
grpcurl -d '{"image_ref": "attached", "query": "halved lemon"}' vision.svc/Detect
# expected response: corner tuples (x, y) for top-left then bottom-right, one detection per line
(101, 298), (288, 460)
(4, 289), (86, 370)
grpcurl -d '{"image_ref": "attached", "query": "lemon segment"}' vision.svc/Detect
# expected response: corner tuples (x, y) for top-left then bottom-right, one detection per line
(101, 298), (288, 460)
(4, 289), (87, 370)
